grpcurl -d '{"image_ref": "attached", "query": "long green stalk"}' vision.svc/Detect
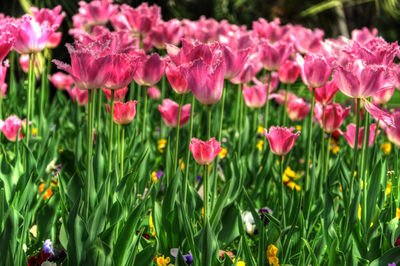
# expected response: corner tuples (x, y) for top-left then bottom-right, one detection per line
(183, 94), (195, 204)
(107, 90), (115, 175)
(174, 94), (184, 174)
(264, 71), (271, 129)
(361, 110), (370, 229)
(238, 84), (243, 157)
(120, 126), (125, 179)
(86, 89), (95, 218)
(26, 53), (35, 144)
(304, 93), (315, 191)
(280, 155), (286, 227)
(39, 48), (47, 131)
(142, 86), (148, 141)
(320, 105), (326, 194)
(161, 74), (166, 137)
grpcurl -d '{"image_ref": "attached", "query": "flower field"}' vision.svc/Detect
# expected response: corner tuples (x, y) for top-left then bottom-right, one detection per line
(1, 0), (400, 265)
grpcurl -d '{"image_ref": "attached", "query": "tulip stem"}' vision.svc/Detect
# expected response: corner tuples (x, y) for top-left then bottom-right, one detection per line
(142, 86), (148, 141)
(283, 84), (290, 127)
(40, 48), (47, 133)
(97, 87), (103, 131)
(304, 92), (315, 192)
(120, 125), (125, 179)
(280, 155), (286, 228)
(183, 94), (195, 204)
(107, 90), (115, 175)
(174, 94), (184, 174)
(234, 83), (241, 134)
(203, 164), (209, 223)
(86, 89), (95, 218)
(345, 98), (361, 241)
(361, 110), (370, 229)
(207, 106), (212, 140)
(264, 71), (271, 129)
(26, 53), (35, 145)
(238, 84), (243, 157)
(320, 105), (326, 195)
(161, 74), (166, 138)
(218, 82), (226, 141)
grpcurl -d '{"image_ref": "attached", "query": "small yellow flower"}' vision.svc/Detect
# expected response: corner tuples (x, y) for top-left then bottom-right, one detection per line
(58, 148), (64, 153)
(232, 257), (245, 266)
(158, 139), (167, 153)
(361, 180), (363, 190)
(282, 166), (301, 191)
(381, 142), (392, 155)
(386, 181), (392, 195)
(149, 215), (156, 237)
(156, 255), (171, 266)
(286, 181), (301, 191)
(219, 147), (227, 159)
(339, 185), (343, 192)
(32, 127), (37, 137)
(295, 125), (302, 131)
(396, 208), (400, 219)
(266, 244), (279, 266)
(256, 140), (264, 151)
(354, 171), (357, 177)
(329, 139), (340, 154)
(179, 158), (185, 170)
(358, 204), (361, 221)
(257, 126), (264, 134)
(151, 171), (159, 184)
(38, 183), (53, 200)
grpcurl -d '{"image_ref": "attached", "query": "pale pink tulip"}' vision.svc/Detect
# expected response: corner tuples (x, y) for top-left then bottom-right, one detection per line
(146, 19), (183, 49)
(339, 123), (379, 149)
(0, 60), (8, 98)
(384, 110), (400, 146)
(106, 100), (138, 125)
(158, 99), (191, 127)
(133, 53), (165, 86)
(260, 41), (292, 71)
(243, 83), (267, 108)
(147, 86), (161, 99)
(0, 115), (24, 142)
(49, 72), (74, 90)
(372, 87), (395, 105)
(351, 27), (378, 44)
(291, 26), (324, 53)
(189, 137), (222, 165)
(264, 126), (301, 156)
(31, 5), (65, 48)
(102, 87), (128, 102)
(287, 98), (311, 121)
(221, 44), (250, 79)
(269, 90), (298, 105)
(75, 0), (118, 27)
(66, 86), (88, 105)
(314, 103), (351, 133)
(296, 53), (332, 88)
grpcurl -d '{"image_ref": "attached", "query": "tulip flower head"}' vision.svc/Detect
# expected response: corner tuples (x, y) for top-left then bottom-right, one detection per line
(31, 5), (65, 48)
(296, 53), (332, 88)
(264, 127), (301, 156)
(158, 99), (191, 127)
(351, 27), (378, 44)
(106, 100), (138, 125)
(384, 110), (400, 147)
(0, 26), (15, 61)
(66, 86), (88, 105)
(278, 60), (300, 84)
(102, 87), (128, 102)
(133, 53), (165, 86)
(242, 83), (267, 108)
(49, 72), (74, 90)
(0, 60), (8, 98)
(74, 0), (118, 27)
(314, 103), (351, 133)
(0, 115), (24, 142)
(189, 138), (222, 165)
(339, 123), (379, 149)
(287, 98), (311, 121)
(260, 41), (293, 71)
(372, 87), (395, 105)
(147, 86), (161, 99)
(314, 80), (339, 105)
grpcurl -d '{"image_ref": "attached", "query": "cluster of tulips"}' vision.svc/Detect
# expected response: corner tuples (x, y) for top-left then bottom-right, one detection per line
(1, 0), (400, 265)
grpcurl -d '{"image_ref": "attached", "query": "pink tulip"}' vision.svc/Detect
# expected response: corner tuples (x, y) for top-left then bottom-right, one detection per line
(182, 57), (225, 105)
(111, 3), (161, 36)
(243, 83), (267, 108)
(74, 0), (118, 27)
(166, 64), (189, 94)
(106, 100), (138, 125)
(363, 100), (395, 127)
(264, 126), (301, 156)
(0, 27), (14, 62)
(260, 41), (292, 71)
(146, 19), (183, 49)
(12, 15), (55, 54)
(147, 86), (161, 99)
(291, 26), (324, 54)
(287, 98), (311, 121)
(102, 87), (128, 102)
(189, 137), (222, 165)
(103, 53), (140, 90)
(66, 86), (88, 105)
(221, 44), (250, 79)
(384, 110), (400, 146)
(30, 5), (65, 48)
(133, 53), (165, 86)
(257, 72), (280, 92)
(278, 60), (300, 84)
(252, 18), (287, 42)
(230, 53), (261, 85)
(158, 99), (191, 127)
(0, 115), (24, 142)
(372, 87), (395, 105)
(49, 72), (74, 90)
(296, 53), (332, 88)
(333, 58), (391, 98)
(314, 103), (351, 133)
(19, 54), (39, 73)
(0, 61), (8, 98)
(339, 123), (379, 149)
(351, 27), (378, 44)
(269, 90), (298, 105)
(314, 80), (339, 105)
(53, 39), (111, 90)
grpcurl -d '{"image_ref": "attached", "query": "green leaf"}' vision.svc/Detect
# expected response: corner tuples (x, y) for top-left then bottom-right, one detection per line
(370, 246), (400, 266)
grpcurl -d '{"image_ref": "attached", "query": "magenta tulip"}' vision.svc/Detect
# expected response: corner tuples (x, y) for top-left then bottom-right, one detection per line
(351, 27), (378, 44)
(296, 53), (332, 88)
(242, 83), (267, 108)
(314, 80), (339, 105)
(278, 60), (300, 84)
(384, 110), (400, 146)
(106, 100), (138, 125)
(182, 58), (225, 105)
(31, 5), (65, 48)
(0, 61), (8, 98)
(260, 41), (292, 71)
(166, 64), (189, 94)
(314, 103), (351, 133)
(372, 87), (395, 105)
(147, 86), (161, 99)
(49, 72), (74, 90)
(269, 90), (298, 105)
(252, 18), (286, 43)
(75, 0), (118, 27)
(146, 19), (183, 49)
(391, 64), (400, 89)
(189, 137), (222, 165)
(103, 53), (139, 90)
(12, 15), (55, 54)
(66, 86), (88, 105)
(339, 123), (379, 149)
(158, 99), (191, 127)
(133, 53), (165, 86)
(291, 26), (324, 54)
(102, 87), (128, 102)
(221, 44), (250, 79)
(0, 27), (15, 62)
(230, 53), (261, 85)
(287, 98), (311, 121)
(264, 126), (301, 156)
(0, 115), (24, 142)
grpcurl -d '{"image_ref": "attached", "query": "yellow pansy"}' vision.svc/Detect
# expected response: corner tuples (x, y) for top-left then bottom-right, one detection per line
(295, 125), (302, 131)
(232, 258), (245, 266)
(257, 126), (264, 134)
(32, 127), (37, 137)
(156, 255), (171, 266)
(158, 139), (167, 153)
(396, 208), (400, 219)
(178, 158), (185, 170)
(386, 181), (392, 195)
(256, 140), (264, 151)
(266, 244), (279, 266)
(381, 142), (392, 155)
(149, 215), (155, 237)
(151, 171), (159, 184)
(282, 166), (301, 191)
(358, 204), (361, 221)
(329, 139), (340, 154)
(219, 147), (227, 159)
